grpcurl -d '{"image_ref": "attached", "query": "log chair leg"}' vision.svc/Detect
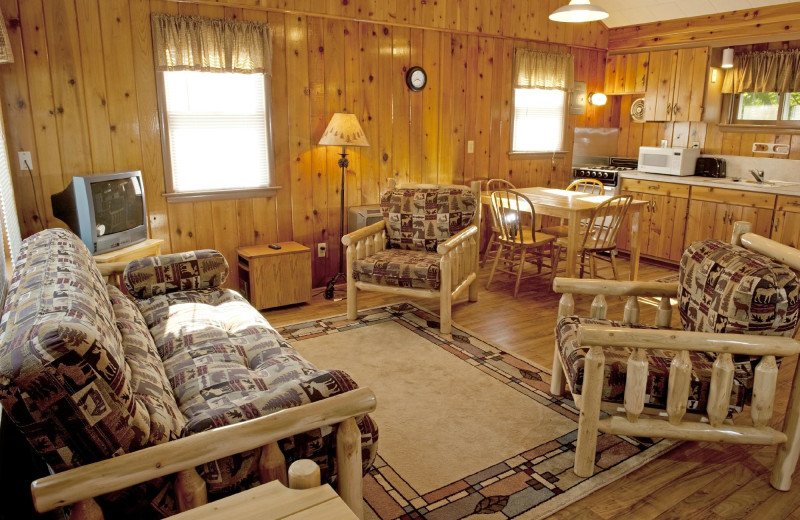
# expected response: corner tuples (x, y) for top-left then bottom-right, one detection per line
(574, 346), (604, 478)
(259, 442), (288, 486)
(346, 246), (358, 321)
(771, 361), (800, 490)
(336, 417), (364, 519)
(175, 468), (208, 512)
(288, 459), (322, 490)
(440, 254), (452, 335)
(69, 499), (103, 520)
(551, 346), (566, 396)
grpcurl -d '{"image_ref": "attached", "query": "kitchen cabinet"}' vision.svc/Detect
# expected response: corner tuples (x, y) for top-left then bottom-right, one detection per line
(644, 47), (708, 122)
(617, 179), (690, 262)
(771, 195), (800, 248)
(684, 186), (775, 247)
(604, 52), (648, 95)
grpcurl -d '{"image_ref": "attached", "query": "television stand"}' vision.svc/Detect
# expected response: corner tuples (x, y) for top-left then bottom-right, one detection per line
(93, 238), (164, 264)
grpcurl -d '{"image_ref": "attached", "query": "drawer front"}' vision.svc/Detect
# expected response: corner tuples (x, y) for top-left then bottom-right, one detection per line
(619, 178), (691, 198)
(776, 195), (800, 214)
(690, 186), (776, 209)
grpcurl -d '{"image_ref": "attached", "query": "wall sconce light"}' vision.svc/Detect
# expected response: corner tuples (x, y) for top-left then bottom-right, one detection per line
(711, 68), (718, 83)
(721, 48), (734, 69)
(588, 92), (607, 106)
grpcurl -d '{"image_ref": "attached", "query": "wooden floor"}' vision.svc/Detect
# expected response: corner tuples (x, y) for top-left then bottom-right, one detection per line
(265, 255), (800, 520)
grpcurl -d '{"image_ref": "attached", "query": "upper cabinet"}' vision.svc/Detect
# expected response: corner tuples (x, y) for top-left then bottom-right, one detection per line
(604, 53), (648, 95)
(644, 48), (708, 122)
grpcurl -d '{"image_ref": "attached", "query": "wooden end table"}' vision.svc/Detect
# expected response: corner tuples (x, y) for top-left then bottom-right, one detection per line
(237, 242), (312, 309)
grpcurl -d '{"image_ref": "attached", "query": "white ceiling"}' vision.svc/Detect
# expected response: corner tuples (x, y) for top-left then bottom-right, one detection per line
(598, 0), (800, 28)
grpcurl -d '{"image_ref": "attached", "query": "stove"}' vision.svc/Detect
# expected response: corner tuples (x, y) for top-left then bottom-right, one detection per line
(572, 158), (638, 194)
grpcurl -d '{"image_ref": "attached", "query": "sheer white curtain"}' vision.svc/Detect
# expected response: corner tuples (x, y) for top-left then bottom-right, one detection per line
(0, 118), (20, 269)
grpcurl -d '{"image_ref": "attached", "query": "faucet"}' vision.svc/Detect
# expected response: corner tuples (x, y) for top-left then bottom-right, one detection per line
(749, 169), (765, 183)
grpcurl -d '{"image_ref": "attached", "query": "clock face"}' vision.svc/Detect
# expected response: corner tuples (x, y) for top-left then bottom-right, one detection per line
(406, 66), (427, 91)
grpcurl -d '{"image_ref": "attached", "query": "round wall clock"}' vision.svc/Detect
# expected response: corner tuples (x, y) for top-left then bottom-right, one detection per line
(406, 66), (427, 92)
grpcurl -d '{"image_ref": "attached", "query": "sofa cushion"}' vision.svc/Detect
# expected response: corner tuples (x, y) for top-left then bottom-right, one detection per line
(134, 288), (379, 495)
(124, 250), (229, 299)
(352, 249), (441, 290)
(380, 186), (476, 252)
(107, 285), (185, 445)
(679, 239), (800, 336)
(556, 316), (749, 415)
(0, 229), (145, 472)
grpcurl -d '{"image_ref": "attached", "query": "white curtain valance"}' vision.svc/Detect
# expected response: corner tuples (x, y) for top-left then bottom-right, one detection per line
(151, 13), (272, 75)
(513, 48), (574, 91)
(722, 49), (800, 94)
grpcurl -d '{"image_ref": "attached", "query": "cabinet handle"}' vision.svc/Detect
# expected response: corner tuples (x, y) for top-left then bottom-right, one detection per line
(722, 210), (728, 224)
(648, 185), (660, 190)
(787, 201), (800, 206)
(652, 199), (657, 213)
(775, 220), (779, 233)
(666, 103), (672, 115)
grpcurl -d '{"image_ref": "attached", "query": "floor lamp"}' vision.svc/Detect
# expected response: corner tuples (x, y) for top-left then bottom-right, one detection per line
(318, 112), (369, 300)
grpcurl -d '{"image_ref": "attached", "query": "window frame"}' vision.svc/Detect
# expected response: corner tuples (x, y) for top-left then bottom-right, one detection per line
(729, 91), (800, 129)
(156, 70), (279, 203)
(508, 86), (569, 158)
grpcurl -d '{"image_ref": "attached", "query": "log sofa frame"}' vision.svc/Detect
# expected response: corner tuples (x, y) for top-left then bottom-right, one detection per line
(551, 221), (800, 491)
(342, 179), (482, 334)
(30, 387), (376, 519)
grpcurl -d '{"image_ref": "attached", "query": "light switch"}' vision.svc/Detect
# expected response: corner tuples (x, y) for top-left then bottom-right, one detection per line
(18, 151), (32, 170)
(467, 141), (474, 154)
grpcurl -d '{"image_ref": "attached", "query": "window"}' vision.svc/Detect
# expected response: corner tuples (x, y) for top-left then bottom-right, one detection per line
(733, 92), (800, 126)
(0, 121), (20, 268)
(161, 71), (272, 195)
(511, 88), (567, 153)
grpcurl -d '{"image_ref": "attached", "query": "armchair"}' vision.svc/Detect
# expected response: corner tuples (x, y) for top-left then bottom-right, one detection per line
(551, 221), (800, 491)
(342, 179), (481, 334)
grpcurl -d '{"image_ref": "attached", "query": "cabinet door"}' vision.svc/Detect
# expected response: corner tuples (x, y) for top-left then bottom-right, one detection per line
(648, 193), (690, 261)
(615, 190), (648, 252)
(773, 211), (800, 248)
(644, 50), (678, 121)
(671, 47), (709, 122)
(685, 199), (720, 247)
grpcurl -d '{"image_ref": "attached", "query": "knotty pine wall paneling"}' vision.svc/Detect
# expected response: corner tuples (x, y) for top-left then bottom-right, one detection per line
(0, 0), (611, 288)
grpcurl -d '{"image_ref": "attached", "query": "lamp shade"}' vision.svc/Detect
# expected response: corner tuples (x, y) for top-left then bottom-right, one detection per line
(549, 0), (609, 23)
(318, 113), (370, 147)
(721, 48), (734, 69)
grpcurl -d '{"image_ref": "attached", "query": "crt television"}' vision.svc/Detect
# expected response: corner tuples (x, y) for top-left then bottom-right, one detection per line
(51, 170), (148, 255)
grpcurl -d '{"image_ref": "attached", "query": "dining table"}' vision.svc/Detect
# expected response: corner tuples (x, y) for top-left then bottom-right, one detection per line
(480, 187), (649, 280)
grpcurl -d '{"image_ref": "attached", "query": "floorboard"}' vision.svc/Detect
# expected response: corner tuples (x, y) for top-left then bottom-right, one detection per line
(263, 256), (800, 519)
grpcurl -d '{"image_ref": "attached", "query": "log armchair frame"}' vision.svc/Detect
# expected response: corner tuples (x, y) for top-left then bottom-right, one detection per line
(29, 388), (376, 520)
(550, 221), (800, 491)
(342, 179), (482, 334)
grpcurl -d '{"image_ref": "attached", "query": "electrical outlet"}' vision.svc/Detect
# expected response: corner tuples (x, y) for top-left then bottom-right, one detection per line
(18, 151), (32, 170)
(467, 141), (474, 154)
(317, 243), (327, 258)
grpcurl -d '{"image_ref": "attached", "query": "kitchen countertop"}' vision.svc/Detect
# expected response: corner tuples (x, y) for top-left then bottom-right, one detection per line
(619, 170), (800, 196)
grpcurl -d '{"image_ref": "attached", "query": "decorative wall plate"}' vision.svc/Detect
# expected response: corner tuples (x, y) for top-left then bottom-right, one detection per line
(630, 97), (645, 122)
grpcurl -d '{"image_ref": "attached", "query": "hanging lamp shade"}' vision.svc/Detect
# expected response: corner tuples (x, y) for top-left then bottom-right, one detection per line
(549, 0), (609, 23)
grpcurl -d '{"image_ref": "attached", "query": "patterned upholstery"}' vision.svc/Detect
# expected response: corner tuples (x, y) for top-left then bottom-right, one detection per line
(135, 287), (379, 496)
(352, 249), (442, 290)
(679, 239), (800, 335)
(380, 186), (477, 252)
(556, 316), (749, 414)
(123, 250), (229, 299)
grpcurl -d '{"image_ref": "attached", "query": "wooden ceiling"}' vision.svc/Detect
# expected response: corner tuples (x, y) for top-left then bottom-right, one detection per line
(600, 0), (799, 28)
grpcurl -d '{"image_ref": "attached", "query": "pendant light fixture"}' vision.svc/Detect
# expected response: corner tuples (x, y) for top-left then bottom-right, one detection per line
(549, 0), (609, 23)
(721, 48), (735, 69)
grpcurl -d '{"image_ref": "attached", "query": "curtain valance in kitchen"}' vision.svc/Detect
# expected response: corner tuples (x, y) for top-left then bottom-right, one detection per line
(722, 49), (800, 94)
(513, 48), (574, 91)
(151, 13), (272, 75)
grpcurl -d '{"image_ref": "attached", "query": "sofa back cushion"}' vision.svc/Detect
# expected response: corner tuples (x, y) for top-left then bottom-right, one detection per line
(380, 186), (477, 252)
(123, 250), (229, 299)
(0, 229), (145, 472)
(679, 239), (800, 335)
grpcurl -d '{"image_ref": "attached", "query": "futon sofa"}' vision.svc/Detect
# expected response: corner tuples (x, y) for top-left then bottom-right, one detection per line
(0, 229), (378, 517)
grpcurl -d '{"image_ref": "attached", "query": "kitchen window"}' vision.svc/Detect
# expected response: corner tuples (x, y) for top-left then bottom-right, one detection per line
(732, 92), (800, 127)
(510, 49), (573, 155)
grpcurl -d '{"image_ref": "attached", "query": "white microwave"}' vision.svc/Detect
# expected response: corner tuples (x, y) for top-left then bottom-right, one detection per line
(637, 146), (700, 176)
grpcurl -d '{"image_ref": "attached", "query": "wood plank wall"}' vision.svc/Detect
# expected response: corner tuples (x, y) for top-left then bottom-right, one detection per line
(615, 39), (800, 161)
(0, 0), (611, 288)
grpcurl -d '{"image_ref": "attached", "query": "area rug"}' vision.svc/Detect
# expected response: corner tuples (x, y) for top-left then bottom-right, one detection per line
(274, 303), (679, 519)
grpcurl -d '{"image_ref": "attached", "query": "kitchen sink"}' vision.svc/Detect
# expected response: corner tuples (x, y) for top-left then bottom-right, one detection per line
(710, 178), (800, 188)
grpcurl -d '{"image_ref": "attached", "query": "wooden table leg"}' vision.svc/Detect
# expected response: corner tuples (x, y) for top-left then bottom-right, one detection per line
(566, 212), (581, 278)
(629, 208), (641, 281)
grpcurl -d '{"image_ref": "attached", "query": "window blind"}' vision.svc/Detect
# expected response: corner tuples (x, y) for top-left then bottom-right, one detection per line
(512, 88), (566, 153)
(163, 71), (270, 192)
(0, 122), (21, 267)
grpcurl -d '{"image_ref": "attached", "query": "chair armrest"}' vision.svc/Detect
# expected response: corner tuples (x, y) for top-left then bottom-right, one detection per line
(97, 262), (129, 278)
(31, 388), (376, 513)
(553, 277), (679, 298)
(437, 225), (478, 255)
(342, 220), (386, 246)
(578, 324), (800, 357)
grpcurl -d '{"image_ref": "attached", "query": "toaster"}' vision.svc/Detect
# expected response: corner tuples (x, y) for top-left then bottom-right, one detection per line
(695, 157), (726, 178)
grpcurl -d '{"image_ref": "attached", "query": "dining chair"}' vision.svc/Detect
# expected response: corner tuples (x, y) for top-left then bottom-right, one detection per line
(481, 179), (517, 268)
(486, 189), (557, 298)
(552, 194), (633, 280)
(540, 178), (606, 238)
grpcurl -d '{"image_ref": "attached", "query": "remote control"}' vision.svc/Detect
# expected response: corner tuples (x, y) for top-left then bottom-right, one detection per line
(268, 243), (281, 250)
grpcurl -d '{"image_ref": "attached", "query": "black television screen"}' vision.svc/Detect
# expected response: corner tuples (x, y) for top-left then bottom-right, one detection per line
(90, 177), (144, 236)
